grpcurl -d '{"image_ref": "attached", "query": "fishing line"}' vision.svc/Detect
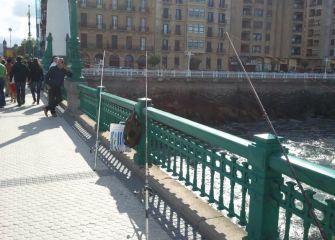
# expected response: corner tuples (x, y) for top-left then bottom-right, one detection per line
(94, 50), (106, 171)
(144, 51), (150, 240)
(225, 32), (327, 239)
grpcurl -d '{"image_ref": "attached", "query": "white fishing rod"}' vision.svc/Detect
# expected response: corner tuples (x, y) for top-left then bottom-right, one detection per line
(144, 51), (149, 240)
(94, 50), (106, 171)
(225, 32), (327, 239)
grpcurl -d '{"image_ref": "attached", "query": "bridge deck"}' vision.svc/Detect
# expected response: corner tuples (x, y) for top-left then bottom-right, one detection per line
(0, 93), (172, 240)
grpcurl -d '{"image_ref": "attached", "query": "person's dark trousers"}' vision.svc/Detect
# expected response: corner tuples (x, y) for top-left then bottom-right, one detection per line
(31, 81), (42, 103)
(46, 86), (62, 114)
(15, 81), (26, 106)
(0, 77), (5, 107)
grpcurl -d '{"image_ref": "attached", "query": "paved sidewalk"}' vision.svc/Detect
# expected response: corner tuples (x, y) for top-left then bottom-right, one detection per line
(0, 93), (172, 240)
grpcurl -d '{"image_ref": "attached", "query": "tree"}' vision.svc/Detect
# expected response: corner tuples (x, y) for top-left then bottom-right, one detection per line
(148, 55), (160, 68)
(190, 57), (201, 70)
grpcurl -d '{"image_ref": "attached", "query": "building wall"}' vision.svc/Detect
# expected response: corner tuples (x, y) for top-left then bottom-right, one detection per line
(40, 0), (335, 72)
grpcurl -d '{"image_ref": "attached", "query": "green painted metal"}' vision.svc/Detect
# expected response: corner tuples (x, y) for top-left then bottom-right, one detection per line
(99, 92), (136, 131)
(134, 98), (152, 165)
(42, 33), (53, 72)
(78, 84), (96, 120)
(96, 86), (105, 131)
(78, 85), (335, 240)
(68, 0), (83, 81)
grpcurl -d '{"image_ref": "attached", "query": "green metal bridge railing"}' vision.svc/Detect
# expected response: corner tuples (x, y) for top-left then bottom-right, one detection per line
(78, 84), (335, 240)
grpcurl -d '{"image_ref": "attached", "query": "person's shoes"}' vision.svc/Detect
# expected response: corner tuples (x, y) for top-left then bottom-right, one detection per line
(37, 101), (40, 105)
(16, 103), (21, 107)
(43, 107), (48, 117)
(21, 101), (25, 105)
(32, 101), (36, 104)
(51, 112), (57, 117)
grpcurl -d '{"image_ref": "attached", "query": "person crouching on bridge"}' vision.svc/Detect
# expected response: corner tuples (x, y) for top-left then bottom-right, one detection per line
(43, 58), (71, 117)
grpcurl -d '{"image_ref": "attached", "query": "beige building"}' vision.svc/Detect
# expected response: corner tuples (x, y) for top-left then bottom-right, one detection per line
(41, 0), (335, 71)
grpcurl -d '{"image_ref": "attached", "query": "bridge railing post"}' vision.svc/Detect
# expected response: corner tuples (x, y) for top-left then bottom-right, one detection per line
(245, 133), (283, 240)
(134, 97), (152, 166)
(96, 86), (105, 131)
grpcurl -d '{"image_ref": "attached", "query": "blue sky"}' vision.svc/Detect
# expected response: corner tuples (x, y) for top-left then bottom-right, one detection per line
(0, 0), (37, 47)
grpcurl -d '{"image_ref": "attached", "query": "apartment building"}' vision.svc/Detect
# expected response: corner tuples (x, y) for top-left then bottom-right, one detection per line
(40, 0), (335, 71)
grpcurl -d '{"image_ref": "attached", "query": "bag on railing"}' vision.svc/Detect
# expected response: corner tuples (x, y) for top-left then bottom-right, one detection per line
(109, 122), (130, 152)
(124, 111), (141, 148)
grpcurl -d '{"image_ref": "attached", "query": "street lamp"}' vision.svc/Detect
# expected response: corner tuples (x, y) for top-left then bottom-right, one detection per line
(8, 28), (12, 47)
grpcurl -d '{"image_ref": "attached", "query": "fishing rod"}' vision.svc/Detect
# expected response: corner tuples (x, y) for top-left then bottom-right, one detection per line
(225, 32), (327, 239)
(93, 50), (106, 171)
(144, 51), (150, 240)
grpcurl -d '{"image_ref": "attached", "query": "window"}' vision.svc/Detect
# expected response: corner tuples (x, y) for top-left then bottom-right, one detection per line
(254, 8), (264, 17)
(111, 0), (117, 10)
(188, 39), (204, 49)
(80, 0), (87, 7)
(206, 42), (212, 52)
(187, 24), (205, 33)
(265, 46), (270, 54)
(242, 20), (251, 28)
(140, 37), (146, 50)
(140, 18), (146, 32)
(80, 33), (87, 48)
(175, 25), (181, 35)
(176, 9), (182, 20)
(80, 13), (87, 27)
(96, 14), (103, 29)
(207, 27), (213, 37)
(126, 36), (132, 49)
(208, 0), (214, 7)
(218, 27), (224, 38)
(127, 0), (133, 9)
(96, 34), (103, 48)
(163, 24), (169, 34)
(163, 8), (169, 18)
(217, 58), (222, 70)
(96, 0), (103, 8)
(208, 12), (214, 22)
(175, 40), (180, 51)
(112, 16), (118, 29)
(219, 0), (225, 8)
(206, 57), (211, 69)
(111, 35), (118, 49)
(252, 45), (261, 53)
(174, 57), (180, 67)
(253, 21), (263, 29)
(253, 33), (262, 41)
(218, 13), (225, 23)
(162, 39), (169, 50)
(127, 17), (132, 30)
(241, 32), (251, 41)
(162, 56), (167, 68)
(189, 8), (205, 18)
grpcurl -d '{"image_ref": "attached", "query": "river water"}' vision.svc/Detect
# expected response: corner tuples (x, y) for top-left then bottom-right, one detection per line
(218, 117), (335, 169)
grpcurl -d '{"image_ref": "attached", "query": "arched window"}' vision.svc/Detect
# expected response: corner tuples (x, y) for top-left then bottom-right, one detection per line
(124, 55), (134, 68)
(109, 55), (120, 67)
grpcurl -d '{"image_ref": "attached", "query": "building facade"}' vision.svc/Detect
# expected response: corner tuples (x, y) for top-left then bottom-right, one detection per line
(41, 0), (335, 72)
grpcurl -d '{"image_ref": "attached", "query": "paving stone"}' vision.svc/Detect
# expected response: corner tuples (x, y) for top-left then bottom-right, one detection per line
(0, 94), (171, 240)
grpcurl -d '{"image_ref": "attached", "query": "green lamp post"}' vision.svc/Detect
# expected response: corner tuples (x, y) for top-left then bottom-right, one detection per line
(68, 0), (83, 81)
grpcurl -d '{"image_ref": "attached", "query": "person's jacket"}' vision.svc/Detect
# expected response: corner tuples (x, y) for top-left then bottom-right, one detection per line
(30, 64), (44, 82)
(11, 62), (30, 83)
(45, 66), (72, 87)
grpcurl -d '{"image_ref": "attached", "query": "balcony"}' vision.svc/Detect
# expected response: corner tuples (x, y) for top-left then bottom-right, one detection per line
(138, 6), (150, 13)
(109, 4), (136, 11)
(80, 2), (106, 9)
(111, 25), (136, 32)
(138, 26), (150, 33)
(79, 23), (106, 31)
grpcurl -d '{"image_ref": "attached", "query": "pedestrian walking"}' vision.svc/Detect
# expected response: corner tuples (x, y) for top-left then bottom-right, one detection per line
(5, 58), (16, 103)
(44, 58), (71, 117)
(10, 56), (30, 107)
(0, 60), (7, 108)
(29, 58), (44, 104)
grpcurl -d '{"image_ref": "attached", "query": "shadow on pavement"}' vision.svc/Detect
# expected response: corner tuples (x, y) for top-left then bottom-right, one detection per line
(61, 111), (205, 240)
